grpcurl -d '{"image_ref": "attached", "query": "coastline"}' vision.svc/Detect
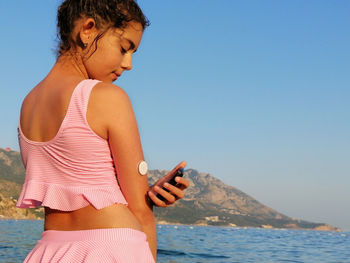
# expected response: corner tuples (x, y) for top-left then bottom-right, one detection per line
(1, 148), (345, 234)
(155, 220), (343, 232)
(0, 217), (343, 232)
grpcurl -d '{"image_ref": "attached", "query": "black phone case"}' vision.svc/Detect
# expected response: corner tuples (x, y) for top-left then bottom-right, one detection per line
(156, 168), (184, 201)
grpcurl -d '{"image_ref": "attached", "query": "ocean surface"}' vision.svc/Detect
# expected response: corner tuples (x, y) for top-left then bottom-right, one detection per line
(0, 219), (349, 263)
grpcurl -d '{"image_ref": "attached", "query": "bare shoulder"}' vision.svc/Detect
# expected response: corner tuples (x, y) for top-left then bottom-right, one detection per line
(88, 82), (135, 133)
(92, 82), (131, 109)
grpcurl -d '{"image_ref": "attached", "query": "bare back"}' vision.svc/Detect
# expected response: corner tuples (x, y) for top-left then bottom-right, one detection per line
(20, 73), (142, 231)
(20, 76), (83, 142)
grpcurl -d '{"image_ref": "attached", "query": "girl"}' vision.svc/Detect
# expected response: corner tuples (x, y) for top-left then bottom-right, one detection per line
(16, 0), (189, 262)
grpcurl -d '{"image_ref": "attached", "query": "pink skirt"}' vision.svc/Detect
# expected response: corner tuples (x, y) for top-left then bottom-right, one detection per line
(23, 228), (155, 263)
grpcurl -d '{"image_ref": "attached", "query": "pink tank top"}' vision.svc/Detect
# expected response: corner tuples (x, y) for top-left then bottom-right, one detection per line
(16, 79), (128, 211)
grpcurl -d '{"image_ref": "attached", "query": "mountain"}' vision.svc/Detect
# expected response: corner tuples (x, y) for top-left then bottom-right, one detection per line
(148, 169), (337, 230)
(0, 148), (43, 219)
(0, 147), (339, 230)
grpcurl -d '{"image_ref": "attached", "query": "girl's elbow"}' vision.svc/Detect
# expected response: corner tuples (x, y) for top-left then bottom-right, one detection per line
(129, 203), (154, 220)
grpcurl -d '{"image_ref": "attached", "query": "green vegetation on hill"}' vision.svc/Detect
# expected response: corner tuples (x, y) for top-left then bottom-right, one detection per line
(0, 149), (25, 185)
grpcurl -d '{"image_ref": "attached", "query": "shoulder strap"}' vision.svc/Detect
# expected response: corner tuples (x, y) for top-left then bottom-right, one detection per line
(64, 79), (101, 124)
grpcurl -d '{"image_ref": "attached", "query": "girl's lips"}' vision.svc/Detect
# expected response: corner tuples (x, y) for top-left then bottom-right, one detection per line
(113, 73), (120, 80)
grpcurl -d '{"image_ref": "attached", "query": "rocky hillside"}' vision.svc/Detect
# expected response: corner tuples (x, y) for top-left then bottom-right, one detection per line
(0, 148), (43, 219)
(148, 169), (337, 230)
(0, 147), (339, 230)
(0, 147), (25, 185)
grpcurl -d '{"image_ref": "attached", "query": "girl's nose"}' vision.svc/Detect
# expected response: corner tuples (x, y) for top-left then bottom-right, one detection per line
(121, 54), (132, 71)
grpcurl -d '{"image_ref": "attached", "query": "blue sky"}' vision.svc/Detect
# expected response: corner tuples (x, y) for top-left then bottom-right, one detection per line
(1, 1), (349, 230)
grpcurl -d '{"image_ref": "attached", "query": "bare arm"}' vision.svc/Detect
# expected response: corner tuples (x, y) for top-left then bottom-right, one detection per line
(97, 83), (157, 260)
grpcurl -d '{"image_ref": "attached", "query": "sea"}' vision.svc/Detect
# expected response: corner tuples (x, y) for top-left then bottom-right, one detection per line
(0, 219), (349, 263)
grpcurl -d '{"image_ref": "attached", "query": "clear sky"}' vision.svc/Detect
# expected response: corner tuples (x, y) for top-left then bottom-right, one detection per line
(0, 1), (349, 230)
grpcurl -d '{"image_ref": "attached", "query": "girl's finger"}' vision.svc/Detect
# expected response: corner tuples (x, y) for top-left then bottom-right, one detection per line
(148, 191), (167, 207)
(154, 185), (176, 204)
(174, 177), (190, 190)
(163, 183), (184, 200)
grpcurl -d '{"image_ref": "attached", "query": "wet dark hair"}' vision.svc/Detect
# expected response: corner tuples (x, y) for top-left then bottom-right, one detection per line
(57, 0), (149, 56)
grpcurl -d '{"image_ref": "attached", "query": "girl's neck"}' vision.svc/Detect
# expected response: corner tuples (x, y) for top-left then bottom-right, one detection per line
(55, 51), (89, 79)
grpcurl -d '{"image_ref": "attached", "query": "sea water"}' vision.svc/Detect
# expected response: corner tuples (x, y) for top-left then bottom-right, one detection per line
(0, 219), (349, 263)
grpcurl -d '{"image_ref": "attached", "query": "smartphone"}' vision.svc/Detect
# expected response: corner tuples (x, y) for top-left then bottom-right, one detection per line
(156, 168), (184, 201)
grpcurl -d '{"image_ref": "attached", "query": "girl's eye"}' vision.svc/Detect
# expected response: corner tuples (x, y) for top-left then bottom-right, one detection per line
(121, 47), (127, 54)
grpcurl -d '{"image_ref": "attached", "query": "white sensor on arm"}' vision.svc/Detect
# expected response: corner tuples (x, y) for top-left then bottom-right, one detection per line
(138, 161), (148, 175)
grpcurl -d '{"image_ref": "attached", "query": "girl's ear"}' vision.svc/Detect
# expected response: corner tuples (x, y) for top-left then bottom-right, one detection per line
(79, 18), (98, 47)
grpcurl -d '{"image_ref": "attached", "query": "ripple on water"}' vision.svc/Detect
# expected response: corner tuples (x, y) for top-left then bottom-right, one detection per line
(1, 220), (350, 263)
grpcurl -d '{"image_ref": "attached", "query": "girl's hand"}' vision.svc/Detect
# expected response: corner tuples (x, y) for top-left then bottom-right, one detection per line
(148, 161), (190, 207)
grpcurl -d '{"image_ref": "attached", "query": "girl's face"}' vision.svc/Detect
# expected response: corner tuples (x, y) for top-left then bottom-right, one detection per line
(83, 21), (143, 83)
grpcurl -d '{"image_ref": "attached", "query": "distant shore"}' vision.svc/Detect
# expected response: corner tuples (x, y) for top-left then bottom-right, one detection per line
(0, 147), (343, 233)
(155, 220), (343, 232)
(0, 217), (343, 232)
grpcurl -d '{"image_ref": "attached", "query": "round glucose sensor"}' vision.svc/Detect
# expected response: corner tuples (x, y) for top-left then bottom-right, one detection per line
(138, 161), (148, 175)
